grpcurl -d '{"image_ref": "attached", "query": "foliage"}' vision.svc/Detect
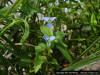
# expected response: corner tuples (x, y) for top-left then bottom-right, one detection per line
(0, 0), (100, 74)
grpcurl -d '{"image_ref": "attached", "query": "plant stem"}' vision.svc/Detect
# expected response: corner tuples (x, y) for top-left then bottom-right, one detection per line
(48, 46), (50, 56)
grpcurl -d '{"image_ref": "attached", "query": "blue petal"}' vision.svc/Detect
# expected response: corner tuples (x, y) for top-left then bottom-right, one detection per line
(46, 23), (53, 28)
(50, 35), (55, 41)
(47, 42), (51, 46)
(49, 17), (56, 21)
(43, 35), (49, 40)
(42, 17), (56, 22)
(42, 17), (49, 22)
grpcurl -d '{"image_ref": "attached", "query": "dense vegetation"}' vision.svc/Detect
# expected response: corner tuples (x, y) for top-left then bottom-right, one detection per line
(0, 0), (100, 74)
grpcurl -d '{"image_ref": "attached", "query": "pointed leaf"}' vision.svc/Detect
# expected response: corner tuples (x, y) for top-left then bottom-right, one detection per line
(55, 41), (73, 63)
(40, 26), (53, 36)
(63, 55), (100, 71)
(90, 13), (97, 26)
(34, 56), (46, 73)
(20, 19), (30, 44)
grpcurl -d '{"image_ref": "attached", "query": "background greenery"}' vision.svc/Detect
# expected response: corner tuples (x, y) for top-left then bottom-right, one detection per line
(0, 0), (100, 75)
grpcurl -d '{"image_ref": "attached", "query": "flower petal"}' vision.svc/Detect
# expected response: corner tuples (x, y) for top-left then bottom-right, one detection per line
(50, 35), (55, 41)
(47, 42), (51, 46)
(42, 17), (49, 22)
(42, 17), (56, 22)
(49, 17), (56, 21)
(46, 23), (53, 28)
(43, 35), (49, 40)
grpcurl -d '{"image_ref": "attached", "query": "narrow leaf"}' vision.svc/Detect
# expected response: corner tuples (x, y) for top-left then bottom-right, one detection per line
(20, 19), (30, 44)
(63, 55), (100, 71)
(55, 41), (73, 63)
(90, 13), (97, 26)
(34, 56), (46, 73)
(0, 19), (22, 36)
(5, 0), (23, 16)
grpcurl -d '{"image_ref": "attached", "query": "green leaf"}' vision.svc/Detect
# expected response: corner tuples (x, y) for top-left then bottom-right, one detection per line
(70, 38), (86, 41)
(20, 19), (30, 44)
(0, 18), (22, 36)
(38, 43), (46, 49)
(48, 57), (60, 69)
(5, 0), (23, 16)
(62, 55), (100, 71)
(97, 13), (100, 20)
(0, 0), (23, 23)
(35, 46), (42, 52)
(34, 56), (46, 73)
(13, 0), (23, 9)
(0, 6), (11, 17)
(20, 58), (31, 63)
(55, 31), (66, 40)
(55, 41), (73, 63)
(35, 43), (46, 53)
(17, 58), (31, 67)
(90, 13), (97, 26)
(40, 25), (53, 36)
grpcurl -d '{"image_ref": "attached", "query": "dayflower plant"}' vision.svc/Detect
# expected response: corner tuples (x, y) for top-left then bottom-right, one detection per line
(43, 35), (55, 46)
(42, 17), (56, 46)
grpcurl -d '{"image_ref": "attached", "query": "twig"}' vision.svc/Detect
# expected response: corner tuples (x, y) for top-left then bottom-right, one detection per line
(15, 43), (35, 47)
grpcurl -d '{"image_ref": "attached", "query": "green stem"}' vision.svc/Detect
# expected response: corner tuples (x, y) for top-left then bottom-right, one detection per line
(47, 46), (50, 56)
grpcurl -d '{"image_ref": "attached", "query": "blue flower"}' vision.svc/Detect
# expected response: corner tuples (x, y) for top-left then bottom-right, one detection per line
(50, 35), (55, 41)
(43, 35), (49, 41)
(43, 35), (55, 46)
(42, 17), (56, 22)
(42, 17), (50, 22)
(46, 23), (53, 28)
(49, 17), (56, 22)
(47, 42), (51, 46)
